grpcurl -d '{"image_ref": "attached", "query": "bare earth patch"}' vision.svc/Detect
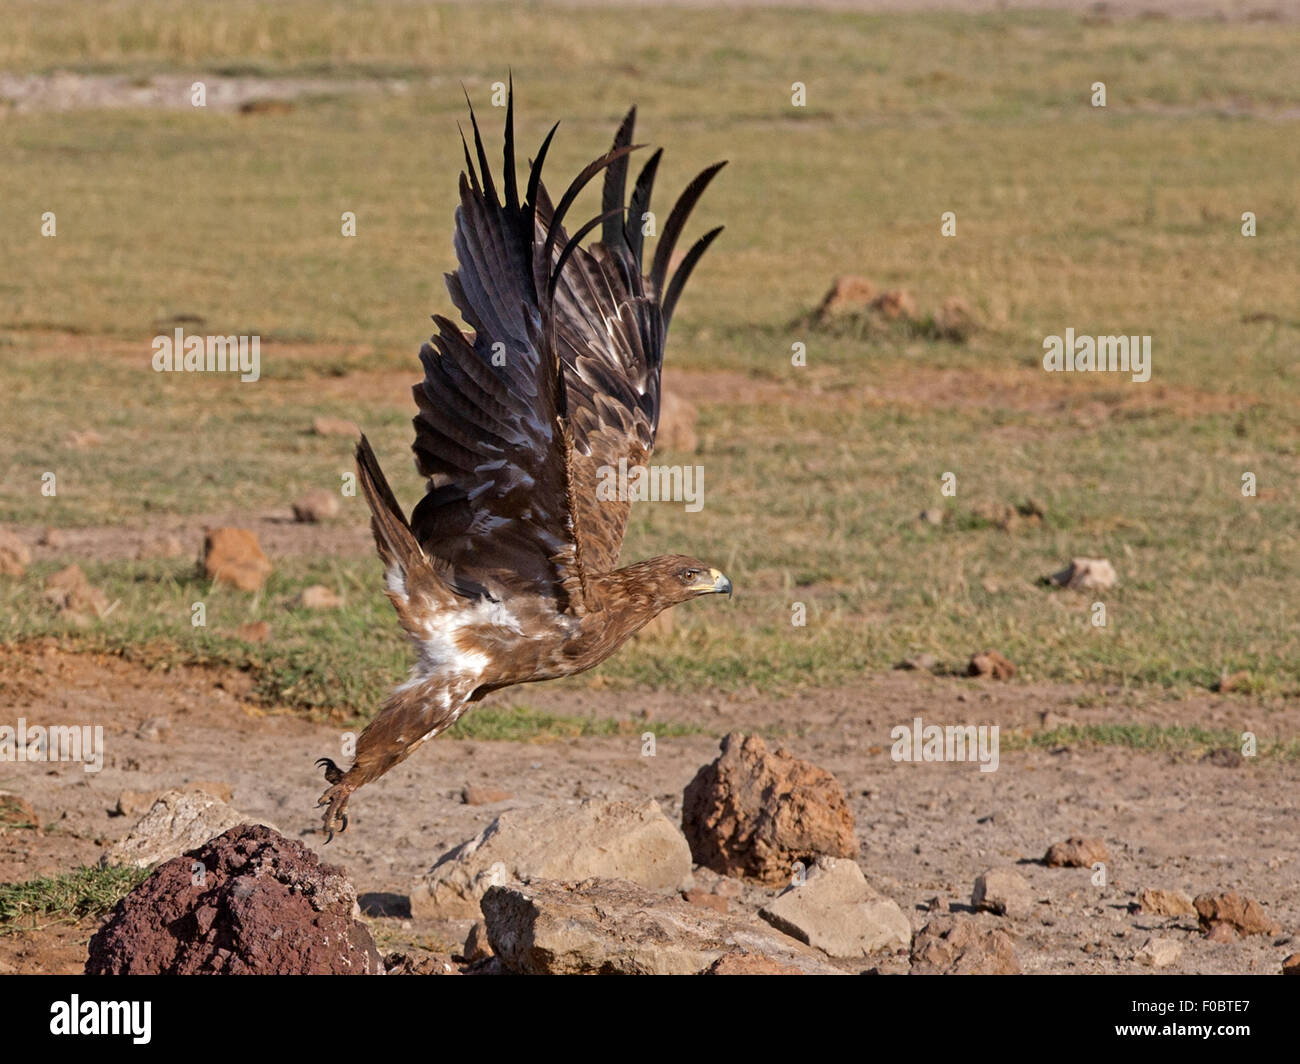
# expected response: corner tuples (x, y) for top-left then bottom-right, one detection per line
(0, 647), (1295, 974)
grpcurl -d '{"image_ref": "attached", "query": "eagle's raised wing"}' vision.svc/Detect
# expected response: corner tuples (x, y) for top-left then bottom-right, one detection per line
(409, 87), (723, 608)
(542, 108), (724, 574)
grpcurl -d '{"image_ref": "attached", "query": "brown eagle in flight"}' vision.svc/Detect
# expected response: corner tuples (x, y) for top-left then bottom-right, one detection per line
(316, 88), (731, 839)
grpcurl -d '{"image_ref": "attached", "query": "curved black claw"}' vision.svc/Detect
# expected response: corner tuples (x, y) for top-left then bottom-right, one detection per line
(316, 757), (344, 785)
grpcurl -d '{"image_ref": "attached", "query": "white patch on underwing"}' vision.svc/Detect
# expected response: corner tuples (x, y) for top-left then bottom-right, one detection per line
(384, 565), (407, 600)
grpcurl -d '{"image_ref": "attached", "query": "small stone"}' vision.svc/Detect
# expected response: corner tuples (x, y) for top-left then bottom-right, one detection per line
(203, 528), (271, 592)
(918, 508), (944, 526)
(298, 585), (341, 609)
(972, 867), (1034, 918)
(1135, 936), (1181, 968)
(463, 921), (494, 962)
(895, 653), (938, 672)
(967, 650), (1016, 681)
(1049, 557), (1117, 591)
(291, 489), (340, 523)
(813, 275), (876, 319)
(0, 529), (31, 577)
(1044, 836), (1108, 868)
(461, 786), (513, 806)
(1282, 953), (1300, 975)
(38, 527), (64, 548)
(1136, 888), (1196, 917)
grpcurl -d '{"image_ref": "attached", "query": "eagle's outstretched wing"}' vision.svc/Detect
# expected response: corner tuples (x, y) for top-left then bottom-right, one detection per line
(409, 86), (724, 607)
(542, 108), (725, 573)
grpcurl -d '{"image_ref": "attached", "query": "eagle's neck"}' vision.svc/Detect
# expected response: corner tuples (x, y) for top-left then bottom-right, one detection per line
(583, 559), (673, 645)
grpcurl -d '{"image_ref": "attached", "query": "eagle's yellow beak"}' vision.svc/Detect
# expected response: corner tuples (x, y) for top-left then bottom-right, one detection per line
(698, 568), (732, 598)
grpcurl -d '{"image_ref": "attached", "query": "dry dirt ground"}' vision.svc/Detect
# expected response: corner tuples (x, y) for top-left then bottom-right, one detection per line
(1, 643), (1296, 975)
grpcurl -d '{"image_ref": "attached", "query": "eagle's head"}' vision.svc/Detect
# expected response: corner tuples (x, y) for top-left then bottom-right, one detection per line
(643, 554), (733, 607)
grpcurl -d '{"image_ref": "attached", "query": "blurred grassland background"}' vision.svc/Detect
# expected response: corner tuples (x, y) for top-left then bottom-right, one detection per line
(0, 0), (1297, 717)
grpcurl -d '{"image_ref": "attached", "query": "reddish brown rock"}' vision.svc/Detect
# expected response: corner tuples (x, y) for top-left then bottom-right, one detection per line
(1282, 953), (1300, 975)
(0, 529), (31, 577)
(813, 275), (877, 319)
(43, 564), (110, 618)
(37, 527), (64, 548)
(1194, 892), (1281, 938)
(203, 528), (271, 591)
(1136, 887), (1196, 917)
(86, 824), (382, 975)
(1044, 836), (1109, 868)
(911, 915), (1020, 975)
(682, 733), (857, 885)
(967, 650), (1017, 681)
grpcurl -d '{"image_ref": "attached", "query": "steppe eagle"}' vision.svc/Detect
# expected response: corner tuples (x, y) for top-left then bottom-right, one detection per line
(316, 88), (730, 839)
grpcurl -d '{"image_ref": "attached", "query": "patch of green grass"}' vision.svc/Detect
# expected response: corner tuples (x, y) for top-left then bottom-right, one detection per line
(445, 703), (704, 742)
(0, 4), (1297, 714)
(0, 865), (148, 932)
(1004, 722), (1300, 761)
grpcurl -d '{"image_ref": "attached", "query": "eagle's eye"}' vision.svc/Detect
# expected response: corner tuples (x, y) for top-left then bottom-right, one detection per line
(680, 567), (701, 582)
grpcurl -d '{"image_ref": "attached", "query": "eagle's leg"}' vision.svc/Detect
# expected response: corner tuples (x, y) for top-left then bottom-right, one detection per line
(314, 682), (458, 841)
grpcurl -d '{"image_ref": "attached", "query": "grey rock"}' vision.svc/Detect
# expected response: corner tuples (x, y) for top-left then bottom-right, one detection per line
(972, 867), (1034, 918)
(759, 856), (911, 957)
(482, 877), (843, 975)
(411, 798), (693, 919)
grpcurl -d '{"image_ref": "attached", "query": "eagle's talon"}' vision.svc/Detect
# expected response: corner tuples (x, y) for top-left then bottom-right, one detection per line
(317, 781), (353, 843)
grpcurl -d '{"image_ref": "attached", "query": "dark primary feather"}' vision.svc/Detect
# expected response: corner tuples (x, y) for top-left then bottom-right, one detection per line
(409, 89), (725, 600)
